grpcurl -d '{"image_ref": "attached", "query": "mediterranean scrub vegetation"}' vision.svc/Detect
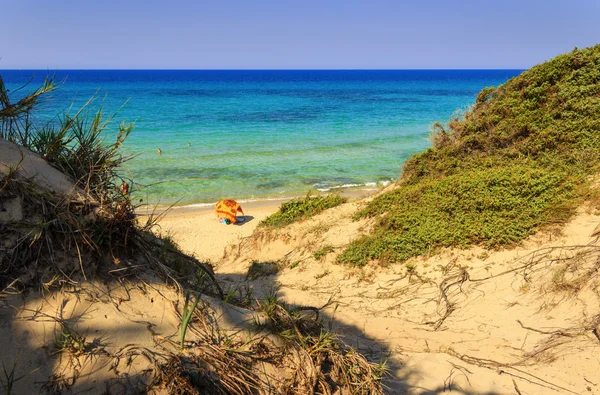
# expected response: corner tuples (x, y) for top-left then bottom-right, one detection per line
(261, 192), (347, 228)
(339, 45), (600, 266)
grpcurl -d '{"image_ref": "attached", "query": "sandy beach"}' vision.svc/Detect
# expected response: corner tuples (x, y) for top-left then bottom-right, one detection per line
(145, 186), (380, 262)
(150, 200), (281, 262)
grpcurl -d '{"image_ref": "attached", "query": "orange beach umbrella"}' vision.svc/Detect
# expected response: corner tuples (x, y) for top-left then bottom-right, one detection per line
(215, 199), (244, 223)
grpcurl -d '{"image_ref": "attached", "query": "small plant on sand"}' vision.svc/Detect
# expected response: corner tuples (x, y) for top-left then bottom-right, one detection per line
(314, 269), (331, 280)
(223, 287), (238, 305)
(223, 283), (253, 307)
(54, 330), (86, 356)
(52, 322), (87, 356)
(180, 291), (201, 349)
(260, 192), (347, 228)
(313, 245), (335, 261)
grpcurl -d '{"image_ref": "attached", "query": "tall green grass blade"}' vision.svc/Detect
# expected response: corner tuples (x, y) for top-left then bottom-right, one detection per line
(180, 291), (201, 349)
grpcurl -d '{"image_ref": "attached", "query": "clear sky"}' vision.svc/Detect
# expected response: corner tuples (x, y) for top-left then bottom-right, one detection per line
(2, 0), (599, 69)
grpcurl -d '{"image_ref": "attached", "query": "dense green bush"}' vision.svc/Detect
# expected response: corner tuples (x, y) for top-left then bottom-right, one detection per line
(339, 166), (576, 266)
(261, 193), (347, 228)
(339, 45), (600, 266)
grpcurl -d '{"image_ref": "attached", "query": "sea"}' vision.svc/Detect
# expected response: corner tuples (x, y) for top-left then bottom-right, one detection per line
(1, 70), (521, 206)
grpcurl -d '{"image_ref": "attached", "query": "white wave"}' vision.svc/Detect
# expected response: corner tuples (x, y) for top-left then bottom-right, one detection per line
(183, 196), (291, 208)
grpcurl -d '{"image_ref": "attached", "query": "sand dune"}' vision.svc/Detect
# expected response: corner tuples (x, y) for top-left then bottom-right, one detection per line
(161, 198), (600, 394)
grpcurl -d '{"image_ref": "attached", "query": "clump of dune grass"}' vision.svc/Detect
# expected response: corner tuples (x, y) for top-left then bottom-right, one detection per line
(339, 45), (600, 267)
(0, 74), (221, 298)
(313, 245), (335, 261)
(1, 74), (136, 282)
(157, 354), (248, 395)
(156, 289), (387, 394)
(254, 290), (388, 394)
(261, 192), (347, 228)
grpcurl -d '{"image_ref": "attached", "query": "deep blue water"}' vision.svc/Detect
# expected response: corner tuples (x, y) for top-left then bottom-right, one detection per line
(1, 70), (521, 205)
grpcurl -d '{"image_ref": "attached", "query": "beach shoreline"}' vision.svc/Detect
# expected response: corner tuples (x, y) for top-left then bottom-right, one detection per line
(139, 185), (381, 262)
(135, 184), (381, 217)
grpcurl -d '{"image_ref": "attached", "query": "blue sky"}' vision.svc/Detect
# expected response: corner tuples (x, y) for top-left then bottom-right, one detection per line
(2, 0), (599, 69)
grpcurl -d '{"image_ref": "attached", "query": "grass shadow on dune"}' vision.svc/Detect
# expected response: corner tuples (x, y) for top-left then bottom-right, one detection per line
(213, 269), (541, 395)
(212, 271), (397, 394)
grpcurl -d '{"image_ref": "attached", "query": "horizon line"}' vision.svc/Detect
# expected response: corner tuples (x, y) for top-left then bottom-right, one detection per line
(0, 68), (527, 71)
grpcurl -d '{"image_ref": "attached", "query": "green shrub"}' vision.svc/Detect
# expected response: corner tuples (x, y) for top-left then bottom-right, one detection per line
(339, 165), (577, 266)
(313, 245), (335, 261)
(339, 45), (600, 266)
(261, 193), (347, 228)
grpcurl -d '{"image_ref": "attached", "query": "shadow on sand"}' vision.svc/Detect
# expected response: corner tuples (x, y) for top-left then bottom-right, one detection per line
(1, 269), (509, 395)
(212, 271), (508, 395)
(234, 215), (255, 226)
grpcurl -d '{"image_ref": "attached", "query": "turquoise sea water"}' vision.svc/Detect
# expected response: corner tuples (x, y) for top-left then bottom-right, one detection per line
(2, 70), (521, 205)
